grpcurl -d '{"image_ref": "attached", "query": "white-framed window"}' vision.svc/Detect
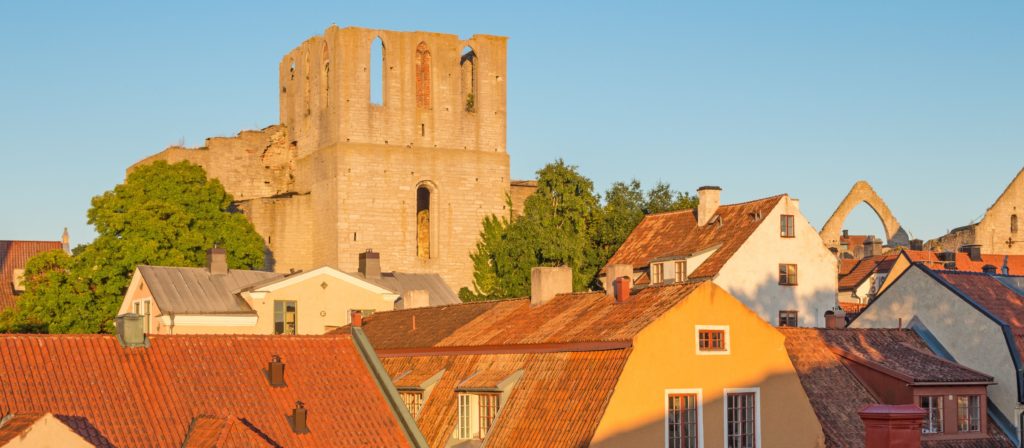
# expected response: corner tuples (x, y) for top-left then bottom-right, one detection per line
(956, 395), (981, 433)
(724, 388), (760, 448)
(133, 300), (152, 333)
(674, 260), (686, 283)
(695, 325), (730, 355)
(400, 391), (423, 418)
(652, 263), (665, 284)
(665, 389), (703, 448)
(454, 392), (501, 440)
(456, 393), (472, 439)
(920, 395), (943, 434)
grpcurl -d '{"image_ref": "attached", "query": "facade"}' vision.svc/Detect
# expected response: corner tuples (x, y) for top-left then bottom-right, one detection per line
(929, 167), (1024, 255)
(605, 187), (838, 327)
(0, 324), (426, 447)
(0, 413), (93, 448)
(353, 269), (825, 447)
(850, 263), (1024, 444)
(131, 26), (537, 290)
(782, 328), (1012, 447)
(838, 253), (899, 305)
(0, 232), (67, 313)
(119, 248), (455, 335)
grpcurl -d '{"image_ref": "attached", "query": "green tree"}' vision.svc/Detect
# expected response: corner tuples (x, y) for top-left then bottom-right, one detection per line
(0, 161), (266, 333)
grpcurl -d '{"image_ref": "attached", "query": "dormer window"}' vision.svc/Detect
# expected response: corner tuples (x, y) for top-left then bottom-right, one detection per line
(920, 396), (943, 434)
(674, 260), (686, 282)
(455, 392), (500, 439)
(652, 263), (665, 284)
(401, 391), (423, 418)
(957, 396), (981, 432)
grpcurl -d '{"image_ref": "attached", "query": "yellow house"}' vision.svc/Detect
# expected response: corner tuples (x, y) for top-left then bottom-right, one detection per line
(118, 248), (457, 335)
(356, 267), (825, 447)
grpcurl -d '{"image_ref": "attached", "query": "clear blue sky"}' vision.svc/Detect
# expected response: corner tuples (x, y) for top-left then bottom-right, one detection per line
(1, 1), (1021, 246)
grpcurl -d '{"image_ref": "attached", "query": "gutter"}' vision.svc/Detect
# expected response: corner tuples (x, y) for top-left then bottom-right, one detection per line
(350, 326), (429, 448)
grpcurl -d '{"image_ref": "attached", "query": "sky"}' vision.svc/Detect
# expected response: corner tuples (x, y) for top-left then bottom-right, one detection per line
(0, 1), (1021, 246)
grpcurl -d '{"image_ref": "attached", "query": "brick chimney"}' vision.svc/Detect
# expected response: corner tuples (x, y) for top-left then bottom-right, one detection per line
(613, 276), (631, 303)
(696, 186), (721, 227)
(358, 249), (381, 279)
(604, 264), (633, 296)
(530, 266), (572, 307)
(350, 310), (363, 327)
(859, 404), (926, 448)
(825, 309), (847, 329)
(290, 401), (309, 433)
(400, 289), (430, 310)
(206, 247), (228, 275)
(268, 355), (285, 387)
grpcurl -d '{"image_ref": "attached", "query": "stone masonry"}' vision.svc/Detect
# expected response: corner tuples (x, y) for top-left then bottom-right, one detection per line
(131, 26), (536, 290)
(929, 167), (1024, 254)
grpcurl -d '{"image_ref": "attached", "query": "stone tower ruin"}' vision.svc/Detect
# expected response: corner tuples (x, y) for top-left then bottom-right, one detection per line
(132, 26), (536, 290)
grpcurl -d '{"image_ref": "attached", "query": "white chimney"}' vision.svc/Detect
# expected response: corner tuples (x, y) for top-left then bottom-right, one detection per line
(530, 266), (572, 307)
(697, 186), (722, 227)
(399, 289), (430, 310)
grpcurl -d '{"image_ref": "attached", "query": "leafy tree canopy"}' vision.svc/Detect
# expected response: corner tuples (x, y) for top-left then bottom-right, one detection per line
(1, 161), (266, 333)
(460, 161), (697, 301)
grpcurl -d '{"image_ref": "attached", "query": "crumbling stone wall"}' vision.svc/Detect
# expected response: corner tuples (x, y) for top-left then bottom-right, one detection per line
(929, 167), (1024, 254)
(132, 26), (529, 290)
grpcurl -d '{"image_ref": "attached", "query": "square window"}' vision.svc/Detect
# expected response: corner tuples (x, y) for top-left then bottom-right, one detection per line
(956, 395), (981, 433)
(780, 215), (795, 238)
(668, 393), (700, 448)
(778, 310), (798, 327)
(697, 328), (727, 353)
(779, 264), (798, 286)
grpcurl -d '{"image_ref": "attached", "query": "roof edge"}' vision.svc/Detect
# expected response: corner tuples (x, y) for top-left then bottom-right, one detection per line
(376, 341), (632, 358)
(350, 327), (429, 448)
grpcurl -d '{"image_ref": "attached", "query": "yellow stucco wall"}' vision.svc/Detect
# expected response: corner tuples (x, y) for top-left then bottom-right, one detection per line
(244, 271), (396, 334)
(591, 282), (825, 448)
(1, 413), (94, 448)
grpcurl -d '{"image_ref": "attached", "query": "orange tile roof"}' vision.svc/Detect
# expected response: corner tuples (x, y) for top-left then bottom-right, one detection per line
(0, 240), (63, 311)
(838, 302), (868, 315)
(781, 328), (1012, 448)
(838, 254), (900, 291)
(839, 258), (859, 276)
(381, 350), (630, 448)
(182, 415), (272, 447)
(0, 334), (413, 447)
(605, 195), (784, 278)
(931, 270), (1024, 362)
(358, 282), (704, 349)
(902, 250), (1024, 275)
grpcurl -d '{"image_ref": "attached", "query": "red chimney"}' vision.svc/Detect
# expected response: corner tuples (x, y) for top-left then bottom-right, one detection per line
(351, 310), (363, 327)
(613, 276), (631, 303)
(859, 404), (926, 448)
(825, 309), (847, 329)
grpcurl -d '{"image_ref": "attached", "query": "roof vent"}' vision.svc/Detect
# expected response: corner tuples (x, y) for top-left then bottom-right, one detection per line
(937, 251), (956, 262)
(909, 239), (923, 251)
(290, 401), (309, 434)
(358, 249), (381, 279)
(268, 355), (285, 387)
(696, 186), (721, 227)
(115, 313), (147, 348)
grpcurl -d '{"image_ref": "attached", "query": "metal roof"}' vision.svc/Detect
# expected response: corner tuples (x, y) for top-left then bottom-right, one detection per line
(138, 265), (282, 315)
(347, 271), (460, 306)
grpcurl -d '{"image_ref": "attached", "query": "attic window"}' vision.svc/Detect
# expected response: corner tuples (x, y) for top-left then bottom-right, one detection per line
(455, 392), (500, 439)
(652, 263), (665, 284)
(401, 391), (423, 418)
(696, 326), (729, 355)
(920, 396), (943, 434)
(780, 215), (795, 238)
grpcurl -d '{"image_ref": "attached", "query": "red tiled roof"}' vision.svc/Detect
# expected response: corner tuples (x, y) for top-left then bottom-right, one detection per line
(0, 241), (63, 311)
(902, 250), (1024, 275)
(605, 195), (784, 278)
(781, 328), (1012, 448)
(838, 302), (868, 315)
(839, 259), (859, 276)
(381, 350), (630, 448)
(182, 415), (272, 447)
(933, 270), (1024, 361)
(358, 282), (705, 349)
(0, 334), (413, 447)
(838, 254), (899, 291)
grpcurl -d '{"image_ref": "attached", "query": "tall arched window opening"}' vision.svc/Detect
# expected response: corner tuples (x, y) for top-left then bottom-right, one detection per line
(415, 42), (432, 110)
(460, 46), (476, 112)
(416, 186), (431, 259)
(370, 37), (385, 105)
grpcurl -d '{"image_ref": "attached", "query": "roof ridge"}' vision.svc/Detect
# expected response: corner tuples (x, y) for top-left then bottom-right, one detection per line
(642, 194), (785, 218)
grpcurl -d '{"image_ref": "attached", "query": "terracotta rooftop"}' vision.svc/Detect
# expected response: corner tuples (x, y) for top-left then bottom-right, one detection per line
(0, 240), (63, 311)
(780, 328), (1011, 448)
(605, 195), (784, 278)
(902, 250), (1024, 275)
(181, 415), (273, 447)
(838, 254), (899, 292)
(930, 269), (1024, 363)
(0, 333), (415, 447)
(839, 258), (860, 276)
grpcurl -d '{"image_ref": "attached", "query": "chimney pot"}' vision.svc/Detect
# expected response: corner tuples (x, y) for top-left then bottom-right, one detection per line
(613, 276), (632, 303)
(115, 313), (147, 347)
(358, 249), (381, 279)
(859, 404), (926, 448)
(530, 266), (572, 307)
(351, 310), (363, 327)
(206, 247), (228, 275)
(268, 355), (285, 387)
(291, 401), (308, 433)
(603, 264), (633, 296)
(696, 186), (721, 227)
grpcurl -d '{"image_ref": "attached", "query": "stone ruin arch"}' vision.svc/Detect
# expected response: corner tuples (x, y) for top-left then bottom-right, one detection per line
(820, 181), (910, 248)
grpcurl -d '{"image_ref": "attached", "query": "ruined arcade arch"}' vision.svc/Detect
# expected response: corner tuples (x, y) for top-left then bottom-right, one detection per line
(460, 46), (476, 112)
(820, 181), (910, 248)
(370, 36), (385, 105)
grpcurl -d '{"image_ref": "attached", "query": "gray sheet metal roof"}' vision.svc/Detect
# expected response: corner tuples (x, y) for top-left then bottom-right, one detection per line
(139, 265), (282, 315)
(347, 271), (460, 306)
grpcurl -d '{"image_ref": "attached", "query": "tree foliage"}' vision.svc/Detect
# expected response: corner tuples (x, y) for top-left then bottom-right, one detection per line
(0, 161), (266, 334)
(461, 160), (697, 300)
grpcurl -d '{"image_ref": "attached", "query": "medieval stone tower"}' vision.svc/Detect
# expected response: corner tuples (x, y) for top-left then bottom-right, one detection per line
(132, 26), (535, 290)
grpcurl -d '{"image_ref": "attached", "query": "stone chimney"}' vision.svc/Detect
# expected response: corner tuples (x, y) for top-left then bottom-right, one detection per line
(530, 266), (572, 307)
(613, 276), (632, 303)
(268, 355), (285, 387)
(696, 186), (721, 227)
(206, 247), (228, 275)
(61, 227), (70, 254)
(959, 244), (983, 262)
(115, 313), (147, 347)
(909, 239), (923, 251)
(603, 264), (633, 296)
(358, 249), (381, 279)
(400, 289), (430, 310)
(859, 404), (926, 448)
(825, 309), (847, 329)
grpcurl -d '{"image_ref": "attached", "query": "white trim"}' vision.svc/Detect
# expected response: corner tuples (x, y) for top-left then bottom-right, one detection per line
(160, 314), (258, 327)
(664, 388), (704, 448)
(247, 266), (398, 297)
(695, 325), (731, 355)
(723, 387), (761, 448)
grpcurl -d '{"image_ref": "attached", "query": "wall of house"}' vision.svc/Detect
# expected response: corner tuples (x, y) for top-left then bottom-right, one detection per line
(590, 282), (825, 447)
(1, 414), (94, 448)
(850, 265), (1020, 438)
(243, 272), (397, 335)
(716, 196), (838, 327)
(974, 168), (1024, 255)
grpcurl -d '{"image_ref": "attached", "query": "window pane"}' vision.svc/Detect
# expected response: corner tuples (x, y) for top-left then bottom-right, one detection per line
(727, 393), (756, 448)
(920, 396), (943, 434)
(957, 395), (981, 432)
(668, 394), (699, 448)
